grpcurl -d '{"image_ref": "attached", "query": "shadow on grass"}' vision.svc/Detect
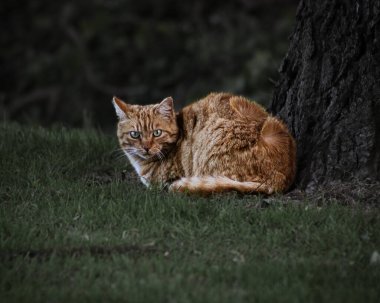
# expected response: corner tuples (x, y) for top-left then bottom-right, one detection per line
(0, 244), (160, 262)
(284, 180), (380, 207)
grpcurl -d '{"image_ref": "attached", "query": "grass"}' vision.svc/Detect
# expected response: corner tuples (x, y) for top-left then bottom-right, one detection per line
(0, 122), (379, 302)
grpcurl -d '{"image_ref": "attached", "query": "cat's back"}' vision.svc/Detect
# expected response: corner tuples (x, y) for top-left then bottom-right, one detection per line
(179, 92), (268, 132)
(182, 92), (235, 122)
(174, 93), (295, 190)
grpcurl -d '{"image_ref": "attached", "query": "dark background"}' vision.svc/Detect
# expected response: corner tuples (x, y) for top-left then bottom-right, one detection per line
(0, 0), (298, 131)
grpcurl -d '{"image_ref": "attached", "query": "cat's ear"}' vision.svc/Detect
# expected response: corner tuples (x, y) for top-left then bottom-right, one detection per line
(156, 97), (174, 119)
(112, 96), (130, 120)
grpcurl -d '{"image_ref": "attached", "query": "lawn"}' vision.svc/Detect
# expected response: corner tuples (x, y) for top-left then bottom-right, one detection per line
(1, 123), (379, 302)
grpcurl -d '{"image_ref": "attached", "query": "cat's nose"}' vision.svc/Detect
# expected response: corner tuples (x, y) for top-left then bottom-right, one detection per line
(143, 146), (150, 153)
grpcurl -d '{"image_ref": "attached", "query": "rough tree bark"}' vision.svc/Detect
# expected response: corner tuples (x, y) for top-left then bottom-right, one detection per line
(271, 0), (380, 189)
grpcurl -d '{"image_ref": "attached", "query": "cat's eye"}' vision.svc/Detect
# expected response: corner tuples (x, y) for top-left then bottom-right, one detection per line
(153, 129), (162, 137)
(129, 131), (140, 139)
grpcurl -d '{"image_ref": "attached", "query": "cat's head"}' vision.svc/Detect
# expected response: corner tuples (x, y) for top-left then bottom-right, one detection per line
(112, 96), (179, 160)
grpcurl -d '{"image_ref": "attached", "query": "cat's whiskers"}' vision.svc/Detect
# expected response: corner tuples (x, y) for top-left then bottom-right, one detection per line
(149, 147), (165, 163)
(115, 154), (125, 161)
(155, 152), (163, 163)
(112, 148), (128, 161)
(126, 148), (149, 160)
(110, 147), (124, 155)
(158, 150), (166, 163)
(120, 148), (146, 161)
(126, 150), (140, 157)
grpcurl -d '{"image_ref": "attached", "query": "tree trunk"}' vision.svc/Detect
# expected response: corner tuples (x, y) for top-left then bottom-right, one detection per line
(271, 0), (380, 189)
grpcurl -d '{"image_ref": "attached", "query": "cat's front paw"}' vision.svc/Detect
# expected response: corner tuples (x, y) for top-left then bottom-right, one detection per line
(168, 179), (187, 193)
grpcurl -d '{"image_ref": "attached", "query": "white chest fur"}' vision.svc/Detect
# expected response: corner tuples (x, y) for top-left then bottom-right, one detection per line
(125, 152), (150, 187)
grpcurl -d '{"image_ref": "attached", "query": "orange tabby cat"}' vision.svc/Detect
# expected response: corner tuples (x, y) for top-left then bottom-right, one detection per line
(113, 93), (296, 195)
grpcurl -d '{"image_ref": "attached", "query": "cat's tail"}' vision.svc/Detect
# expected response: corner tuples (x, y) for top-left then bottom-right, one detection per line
(168, 176), (274, 195)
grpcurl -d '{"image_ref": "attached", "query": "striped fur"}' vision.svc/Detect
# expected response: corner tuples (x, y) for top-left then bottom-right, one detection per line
(113, 93), (296, 195)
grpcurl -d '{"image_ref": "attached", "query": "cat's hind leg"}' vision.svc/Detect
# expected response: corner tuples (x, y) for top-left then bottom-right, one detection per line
(168, 176), (274, 195)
